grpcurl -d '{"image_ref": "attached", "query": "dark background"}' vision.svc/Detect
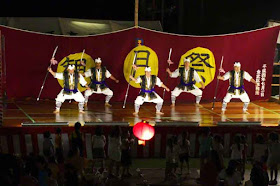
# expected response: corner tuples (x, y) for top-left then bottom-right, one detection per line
(2, 0), (280, 35)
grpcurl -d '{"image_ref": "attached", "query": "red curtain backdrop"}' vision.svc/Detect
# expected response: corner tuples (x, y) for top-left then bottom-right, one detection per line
(1, 26), (279, 102)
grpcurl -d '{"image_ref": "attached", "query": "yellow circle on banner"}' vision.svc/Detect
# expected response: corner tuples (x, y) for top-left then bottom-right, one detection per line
(56, 53), (95, 92)
(123, 45), (159, 88)
(178, 47), (216, 88)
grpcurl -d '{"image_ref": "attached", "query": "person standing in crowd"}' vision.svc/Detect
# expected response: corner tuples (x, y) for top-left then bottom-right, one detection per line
(108, 126), (122, 178)
(253, 134), (267, 164)
(164, 137), (180, 181)
(212, 134), (224, 170)
(178, 131), (190, 175)
(121, 129), (134, 178)
(166, 57), (205, 107)
(92, 126), (106, 173)
(200, 150), (220, 186)
(217, 62), (257, 114)
(198, 127), (213, 181)
(267, 132), (280, 185)
(70, 122), (84, 157)
(54, 127), (64, 164)
(230, 135), (244, 180)
(43, 131), (54, 160)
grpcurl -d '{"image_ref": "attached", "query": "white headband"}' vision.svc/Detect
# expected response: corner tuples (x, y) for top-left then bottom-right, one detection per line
(145, 67), (151, 72)
(67, 64), (75, 70)
(184, 58), (191, 63)
(95, 57), (102, 63)
(234, 62), (241, 67)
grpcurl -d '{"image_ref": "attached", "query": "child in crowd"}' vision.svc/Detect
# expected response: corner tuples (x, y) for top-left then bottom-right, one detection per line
(70, 122), (84, 157)
(212, 134), (224, 171)
(267, 132), (280, 185)
(92, 126), (106, 173)
(43, 131), (54, 160)
(121, 129), (134, 178)
(55, 127), (64, 164)
(108, 126), (122, 178)
(253, 134), (267, 163)
(230, 135), (244, 180)
(219, 160), (242, 186)
(178, 131), (190, 174)
(165, 136), (180, 181)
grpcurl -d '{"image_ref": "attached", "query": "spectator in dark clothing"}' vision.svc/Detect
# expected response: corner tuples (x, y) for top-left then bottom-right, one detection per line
(70, 122), (84, 157)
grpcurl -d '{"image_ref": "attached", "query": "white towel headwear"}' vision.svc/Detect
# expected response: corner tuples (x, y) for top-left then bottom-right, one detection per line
(184, 58), (191, 63)
(67, 64), (75, 70)
(145, 66), (151, 72)
(234, 62), (241, 67)
(95, 57), (102, 63)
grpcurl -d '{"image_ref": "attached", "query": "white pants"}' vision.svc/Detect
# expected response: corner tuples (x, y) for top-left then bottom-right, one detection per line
(55, 89), (85, 111)
(55, 89), (85, 103)
(134, 92), (163, 112)
(135, 92), (163, 105)
(84, 87), (113, 103)
(222, 92), (250, 111)
(171, 86), (202, 104)
(223, 92), (250, 103)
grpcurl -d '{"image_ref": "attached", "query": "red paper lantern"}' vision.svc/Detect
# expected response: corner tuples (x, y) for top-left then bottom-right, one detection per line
(133, 121), (155, 141)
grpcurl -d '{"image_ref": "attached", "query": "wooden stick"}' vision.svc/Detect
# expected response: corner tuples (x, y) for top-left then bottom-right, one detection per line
(211, 56), (224, 110)
(162, 48), (172, 99)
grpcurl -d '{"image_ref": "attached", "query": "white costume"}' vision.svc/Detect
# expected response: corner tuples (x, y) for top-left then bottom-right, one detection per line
(221, 62), (253, 112)
(170, 58), (203, 104)
(84, 58), (113, 104)
(134, 67), (164, 113)
(54, 65), (87, 112)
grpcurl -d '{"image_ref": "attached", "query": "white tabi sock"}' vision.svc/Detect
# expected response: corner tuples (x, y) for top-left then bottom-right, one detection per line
(135, 104), (140, 113)
(105, 95), (113, 103)
(171, 96), (176, 104)
(243, 102), (249, 111)
(78, 102), (84, 111)
(56, 101), (62, 110)
(222, 101), (227, 111)
(156, 103), (163, 112)
(196, 96), (202, 104)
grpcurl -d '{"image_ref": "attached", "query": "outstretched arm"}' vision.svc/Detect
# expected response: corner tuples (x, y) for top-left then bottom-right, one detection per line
(161, 83), (170, 92)
(250, 78), (257, 85)
(109, 75), (119, 83)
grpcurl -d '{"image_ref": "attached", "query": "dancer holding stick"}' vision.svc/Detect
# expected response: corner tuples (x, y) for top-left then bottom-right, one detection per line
(166, 57), (205, 107)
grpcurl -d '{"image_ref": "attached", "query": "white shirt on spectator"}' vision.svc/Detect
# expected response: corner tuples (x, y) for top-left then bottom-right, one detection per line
(230, 144), (244, 160)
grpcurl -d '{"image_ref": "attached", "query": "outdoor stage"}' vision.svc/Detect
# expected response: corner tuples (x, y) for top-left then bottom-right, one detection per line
(3, 99), (280, 127)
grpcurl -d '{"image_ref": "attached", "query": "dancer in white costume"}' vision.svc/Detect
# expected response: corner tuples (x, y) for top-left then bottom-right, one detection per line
(48, 64), (89, 113)
(166, 58), (205, 107)
(84, 57), (119, 107)
(217, 62), (257, 114)
(130, 67), (170, 115)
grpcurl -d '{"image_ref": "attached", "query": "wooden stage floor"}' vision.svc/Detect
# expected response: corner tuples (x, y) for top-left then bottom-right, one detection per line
(2, 99), (280, 127)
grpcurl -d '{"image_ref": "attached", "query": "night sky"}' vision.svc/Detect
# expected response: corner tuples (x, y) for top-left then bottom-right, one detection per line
(2, 0), (280, 35)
